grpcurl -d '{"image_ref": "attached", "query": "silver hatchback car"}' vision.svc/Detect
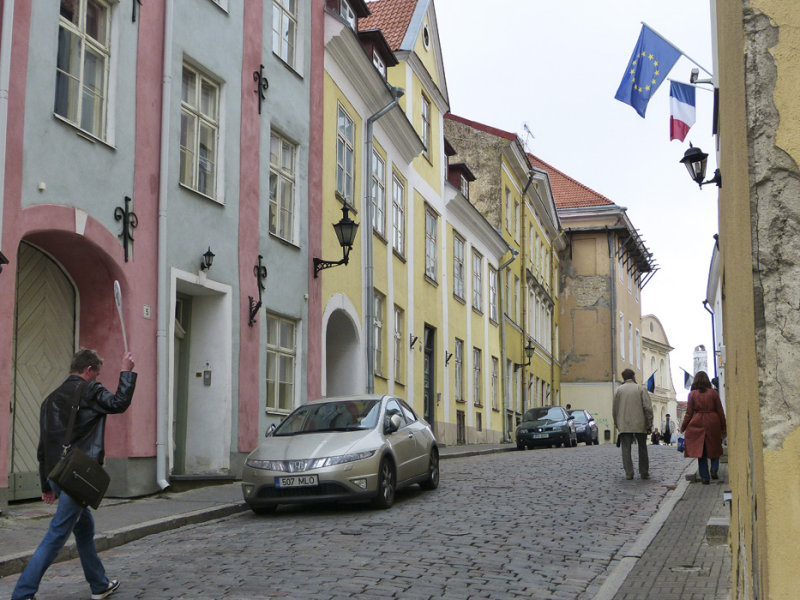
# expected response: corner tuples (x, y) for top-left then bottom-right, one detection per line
(242, 395), (439, 514)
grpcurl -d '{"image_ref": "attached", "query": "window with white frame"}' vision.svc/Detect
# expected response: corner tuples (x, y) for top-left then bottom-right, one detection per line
(371, 151), (386, 236)
(425, 207), (437, 281)
(514, 275), (520, 323)
(454, 338), (464, 401)
(635, 278), (640, 302)
(374, 291), (385, 376)
(636, 329), (641, 369)
(659, 358), (665, 387)
(421, 94), (431, 155)
(372, 51), (386, 77)
(618, 240), (625, 282)
(628, 321), (634, 365)
(528, 225), (534, 269)
(56, 0), (111, 139)
(266, 314), (296, 412)
(619, 313), (625, 360)
(491, 356), (499, 410)
(460, 174), (469, 198)
(180, 65), (219, 199)
(488, 267), (498, 322)
(453, 234), (465, 300)
(392, 175), (405, 255)
(514, 201), (520, 242)
(272, 0), (297, 67)
(340, 0), (356, 29)
(473, 347), (482, 406)
(472, 250), (483, 311)
(336, 104), (355, 203)
(505, 359), (513, 409)
(505, 270), (511, 315)
(505, 187), (511, 232)
(394, 306), (403, 382)
(269, 132), (296, 242)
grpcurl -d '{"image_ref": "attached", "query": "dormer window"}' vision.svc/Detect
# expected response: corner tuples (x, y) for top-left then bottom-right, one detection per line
(340, 0), (356, 29)
(460, 174), (469, 199)
(373, 51), (386, 77)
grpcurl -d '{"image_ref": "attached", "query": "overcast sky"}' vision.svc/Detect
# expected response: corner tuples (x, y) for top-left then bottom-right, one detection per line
(435, 0), (718, 395)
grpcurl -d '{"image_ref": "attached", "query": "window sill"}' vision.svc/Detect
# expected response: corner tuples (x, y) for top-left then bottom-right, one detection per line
(453, 293), (466, 305)
(392, 249), (406, 263)
(472, 306), (483, 317)
(54, 113), (115, 151)
(424, 274), (438, 287)
(491, 406), (500, 413)
(179, 183), (224, 206)
(269, 231), (301, 251)
(455, 398), (466, 404)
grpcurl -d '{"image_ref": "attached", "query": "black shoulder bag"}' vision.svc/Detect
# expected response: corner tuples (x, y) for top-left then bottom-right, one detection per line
(47, 382), (110, 509)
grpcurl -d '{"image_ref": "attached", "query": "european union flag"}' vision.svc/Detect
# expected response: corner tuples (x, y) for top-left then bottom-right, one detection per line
(615, 25), (682, 118)
(646, 372), (655, 393)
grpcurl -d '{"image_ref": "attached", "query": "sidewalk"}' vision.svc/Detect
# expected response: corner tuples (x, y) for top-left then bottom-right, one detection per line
(0, 443), (731, 599)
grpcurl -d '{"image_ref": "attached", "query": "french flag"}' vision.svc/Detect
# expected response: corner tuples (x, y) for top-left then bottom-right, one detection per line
(669, 81), (696, 142)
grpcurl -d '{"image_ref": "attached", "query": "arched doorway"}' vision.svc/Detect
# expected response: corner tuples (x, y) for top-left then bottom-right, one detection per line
(325, 309), (362, 397)
(9, 243), (76, 500)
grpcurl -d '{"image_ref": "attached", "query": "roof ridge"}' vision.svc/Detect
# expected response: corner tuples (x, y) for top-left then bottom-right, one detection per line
(444, 113), (517, 141)
(527, 153), (615, 209)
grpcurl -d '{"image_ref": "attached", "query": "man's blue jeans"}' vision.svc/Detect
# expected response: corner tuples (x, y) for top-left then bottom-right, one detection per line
(12, 481), (110, 599)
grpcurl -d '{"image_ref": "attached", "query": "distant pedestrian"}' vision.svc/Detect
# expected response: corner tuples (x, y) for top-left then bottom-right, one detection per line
(662, 414), (674, 445)
(680, 370), (727, 485)
(613, 369), (654, 480)
(565, 403), (571, 411)
(650, 428), (661, 445)
(12, 349), (137, 600)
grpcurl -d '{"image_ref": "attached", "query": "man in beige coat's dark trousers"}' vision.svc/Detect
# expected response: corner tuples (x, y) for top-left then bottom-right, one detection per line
(613, 369), (654, 480)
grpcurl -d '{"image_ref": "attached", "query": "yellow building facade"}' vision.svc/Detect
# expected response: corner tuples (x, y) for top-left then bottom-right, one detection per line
(714, 2), (800, 597)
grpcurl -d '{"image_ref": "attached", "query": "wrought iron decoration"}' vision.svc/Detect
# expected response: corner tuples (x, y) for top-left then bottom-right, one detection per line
(248, 254), (268, 326)
(253, 64), (269, 115)
(114, 196), (139, 262)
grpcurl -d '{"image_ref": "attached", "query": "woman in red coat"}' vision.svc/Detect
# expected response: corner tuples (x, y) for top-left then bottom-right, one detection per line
(680, 371), (727, 484)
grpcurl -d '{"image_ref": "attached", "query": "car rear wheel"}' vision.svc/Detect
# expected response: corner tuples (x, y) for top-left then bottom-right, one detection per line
(419, 449), (439, 490)
(373, 457), (396, 509)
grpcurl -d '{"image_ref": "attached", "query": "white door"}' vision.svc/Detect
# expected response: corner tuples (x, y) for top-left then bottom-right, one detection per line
(10, 243), (75, 500)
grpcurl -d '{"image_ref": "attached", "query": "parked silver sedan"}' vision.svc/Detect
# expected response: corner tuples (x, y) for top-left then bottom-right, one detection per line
(242, 395), (439, 514)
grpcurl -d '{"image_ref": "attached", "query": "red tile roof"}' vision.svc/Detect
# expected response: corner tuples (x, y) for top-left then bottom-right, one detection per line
(445, 113), (517, 141)
(527, 154), (615, 209)
(361, 0), (419, 51)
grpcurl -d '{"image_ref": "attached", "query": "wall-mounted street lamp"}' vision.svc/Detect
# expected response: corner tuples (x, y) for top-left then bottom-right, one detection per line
(200, 247), (215, 271)
(445, 350), (453, 366)
(0, 250), (8, 274)
(313, 205), (358, 278)
(409, 334), (419, 350)
(248, 254), (268, 327)
(514, 340), (535, 372)
(680, 144), (722, 189)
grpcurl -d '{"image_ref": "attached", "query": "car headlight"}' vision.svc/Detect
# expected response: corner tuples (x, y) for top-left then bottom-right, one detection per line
(245, 458), (288, 471)
(310, 450), (376, 469)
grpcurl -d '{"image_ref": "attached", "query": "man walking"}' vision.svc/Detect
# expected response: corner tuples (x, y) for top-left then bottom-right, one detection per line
(12, 349), (136, 600)
(662, 413), (674, 446)
(613, 368), (654, 480)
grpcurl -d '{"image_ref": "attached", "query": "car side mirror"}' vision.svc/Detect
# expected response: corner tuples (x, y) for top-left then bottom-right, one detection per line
(265, 423), (276, 438)
(567, 415), (575, 420)
(385, 413), (402, 434)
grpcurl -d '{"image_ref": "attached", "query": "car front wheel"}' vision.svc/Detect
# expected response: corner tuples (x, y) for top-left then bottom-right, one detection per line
(419, 449), (439, 490)
(373, 457), (396, 509)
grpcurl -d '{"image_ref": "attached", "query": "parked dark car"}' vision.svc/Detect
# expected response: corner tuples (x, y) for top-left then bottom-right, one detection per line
(515, 406), (576, 449)
(568, 409), (599, 445)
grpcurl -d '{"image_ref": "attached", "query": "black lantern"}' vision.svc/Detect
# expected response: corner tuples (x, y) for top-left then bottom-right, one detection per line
(313, 205), (359, 278)
(200, 247), (215, 271)
(514, 340), (535, 372)
(0, 250), (8, 274)
(680, 144), (721, 188)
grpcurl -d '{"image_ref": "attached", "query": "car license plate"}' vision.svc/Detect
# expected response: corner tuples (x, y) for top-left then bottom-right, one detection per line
(275, 475), (318, 488)
(533, 433), (549, 439)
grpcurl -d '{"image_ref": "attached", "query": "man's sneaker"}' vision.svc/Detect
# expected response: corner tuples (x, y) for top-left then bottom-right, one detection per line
(91, 579), (120, 599)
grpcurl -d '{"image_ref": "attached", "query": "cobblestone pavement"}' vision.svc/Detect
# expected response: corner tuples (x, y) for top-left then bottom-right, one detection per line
(0, 445), (714, 600)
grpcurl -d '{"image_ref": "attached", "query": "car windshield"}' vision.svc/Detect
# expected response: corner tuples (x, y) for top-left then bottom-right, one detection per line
(570, 411), (588, 423)
(274, 400), (381, 435)
(523, 407), (564, 422)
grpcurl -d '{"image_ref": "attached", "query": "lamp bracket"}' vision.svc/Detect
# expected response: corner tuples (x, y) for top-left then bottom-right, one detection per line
(248, 254), (268, 327)
(253, 64), (269, 115)
(114, 196), (139, 263)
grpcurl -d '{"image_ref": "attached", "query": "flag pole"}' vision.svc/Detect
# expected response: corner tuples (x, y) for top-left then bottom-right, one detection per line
(641, 21), (713, 76)
(667, 77), (714, 92)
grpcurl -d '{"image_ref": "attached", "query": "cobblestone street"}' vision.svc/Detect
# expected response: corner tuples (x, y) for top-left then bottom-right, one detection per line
(0, 444), (723, 600)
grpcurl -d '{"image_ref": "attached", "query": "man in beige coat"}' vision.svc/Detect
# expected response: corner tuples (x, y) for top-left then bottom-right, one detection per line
(613, 368), (654, 480)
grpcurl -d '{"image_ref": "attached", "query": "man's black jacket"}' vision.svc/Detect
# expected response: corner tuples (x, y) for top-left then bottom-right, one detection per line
(38, 372), (137, 493)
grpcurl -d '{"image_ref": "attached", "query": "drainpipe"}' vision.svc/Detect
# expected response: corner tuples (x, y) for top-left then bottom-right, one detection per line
(498, 247), (519, 442)
(0, 0), (14, 250)
(155, 0), (175, 491)
(364, 85), (404, 394)
(702, 300), (718, 381)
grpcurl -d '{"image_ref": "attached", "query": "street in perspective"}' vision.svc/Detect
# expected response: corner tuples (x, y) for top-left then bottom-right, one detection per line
(0, 445), (730, 600)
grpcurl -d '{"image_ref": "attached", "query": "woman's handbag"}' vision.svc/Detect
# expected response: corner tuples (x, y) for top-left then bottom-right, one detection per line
(48, 382), (110, 509)
(677, 435), (685, 453)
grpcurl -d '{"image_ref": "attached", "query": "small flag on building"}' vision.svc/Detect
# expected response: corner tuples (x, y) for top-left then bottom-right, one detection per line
(669, 81), (696, 141)
(615, 24), (682, 118)
(683, 370), (694, 390)
(647, 372), (656, 393)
